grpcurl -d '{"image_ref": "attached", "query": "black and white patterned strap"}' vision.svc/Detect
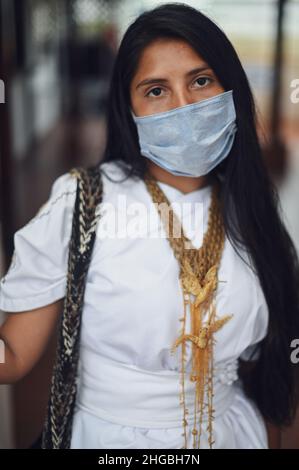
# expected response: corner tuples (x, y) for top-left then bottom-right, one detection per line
(41, 165), (103, 449)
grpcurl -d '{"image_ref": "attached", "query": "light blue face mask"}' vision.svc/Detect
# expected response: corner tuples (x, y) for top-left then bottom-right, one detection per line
(131, 89), (237, 177)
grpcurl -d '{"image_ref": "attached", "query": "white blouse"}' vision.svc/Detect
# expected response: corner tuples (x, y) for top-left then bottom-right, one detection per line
(0, 160), (269, 449)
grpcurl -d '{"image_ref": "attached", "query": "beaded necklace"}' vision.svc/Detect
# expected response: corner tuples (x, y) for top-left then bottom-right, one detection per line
(144, 171), (233, 448)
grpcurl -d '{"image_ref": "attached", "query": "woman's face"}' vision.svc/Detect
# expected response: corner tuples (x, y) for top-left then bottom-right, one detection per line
(130, 38), (225, 117)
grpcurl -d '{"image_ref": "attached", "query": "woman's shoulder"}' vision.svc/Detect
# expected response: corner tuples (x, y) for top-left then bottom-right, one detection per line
(27, 171), (78, 227)
(30, 159), (133, 224)
(0, 172), (79, 312)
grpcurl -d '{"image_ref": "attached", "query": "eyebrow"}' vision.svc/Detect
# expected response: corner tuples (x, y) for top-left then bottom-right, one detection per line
(135, 65), (213, 89)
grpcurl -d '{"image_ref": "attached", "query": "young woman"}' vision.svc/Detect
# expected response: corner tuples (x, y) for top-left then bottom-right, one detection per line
(1, 3), (299, 449)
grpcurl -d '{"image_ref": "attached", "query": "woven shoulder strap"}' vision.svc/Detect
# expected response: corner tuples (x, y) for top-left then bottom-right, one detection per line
(41, 165), (103, 449)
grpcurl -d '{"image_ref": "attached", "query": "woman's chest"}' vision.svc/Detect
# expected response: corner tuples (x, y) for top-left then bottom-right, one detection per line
(79, 233), (267, 368)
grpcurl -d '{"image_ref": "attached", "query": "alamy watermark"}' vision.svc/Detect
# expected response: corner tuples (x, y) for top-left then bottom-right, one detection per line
(0, 339), (5, 364)
(95, 196), (205, 249)
(290, 79), (299, 104)
(290, 339), (299, 364)
(0, 79), (5, 104)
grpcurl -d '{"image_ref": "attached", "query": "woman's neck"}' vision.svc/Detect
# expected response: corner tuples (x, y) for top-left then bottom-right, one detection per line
(146, 161), (212, 194)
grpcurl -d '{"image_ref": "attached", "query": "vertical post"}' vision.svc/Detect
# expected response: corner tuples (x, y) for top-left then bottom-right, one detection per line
(0, 0), (16, 269)
(270, 0), (287, 136)
(264, 0), (288, 182)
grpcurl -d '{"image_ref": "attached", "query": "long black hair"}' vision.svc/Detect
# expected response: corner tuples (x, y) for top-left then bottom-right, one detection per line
(100, 2), (299, 427)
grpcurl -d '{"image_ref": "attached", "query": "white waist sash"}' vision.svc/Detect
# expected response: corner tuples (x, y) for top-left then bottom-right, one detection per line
(76, 347), (238, 429)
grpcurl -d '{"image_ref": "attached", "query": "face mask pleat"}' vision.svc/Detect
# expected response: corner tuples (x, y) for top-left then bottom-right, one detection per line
(132, 90), (237, 178)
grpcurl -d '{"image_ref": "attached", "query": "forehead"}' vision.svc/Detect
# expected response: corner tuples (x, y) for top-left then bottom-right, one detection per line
(133, 38), (206, 77)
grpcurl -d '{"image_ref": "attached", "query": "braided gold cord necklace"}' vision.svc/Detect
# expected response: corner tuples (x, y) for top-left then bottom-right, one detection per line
(143, 171), (233, 449)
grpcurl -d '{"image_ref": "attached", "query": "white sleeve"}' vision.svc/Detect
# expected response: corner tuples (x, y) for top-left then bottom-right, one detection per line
(0, 172), (77, 312)
(239, 272), (269, 362)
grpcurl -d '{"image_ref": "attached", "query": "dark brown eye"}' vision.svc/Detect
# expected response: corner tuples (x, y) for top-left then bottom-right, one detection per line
(146, 87), (163, 97)
(194, 77), (213, 87)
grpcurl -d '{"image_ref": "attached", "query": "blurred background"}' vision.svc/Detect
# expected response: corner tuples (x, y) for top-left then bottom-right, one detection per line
(0, 0), (298, 449)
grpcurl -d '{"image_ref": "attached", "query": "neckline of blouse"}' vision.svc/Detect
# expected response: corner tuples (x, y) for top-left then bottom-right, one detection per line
(155, 180), (212, 203)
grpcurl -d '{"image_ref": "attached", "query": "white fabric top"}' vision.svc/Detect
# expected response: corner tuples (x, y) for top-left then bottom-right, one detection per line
(0, 160), (269, 449)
